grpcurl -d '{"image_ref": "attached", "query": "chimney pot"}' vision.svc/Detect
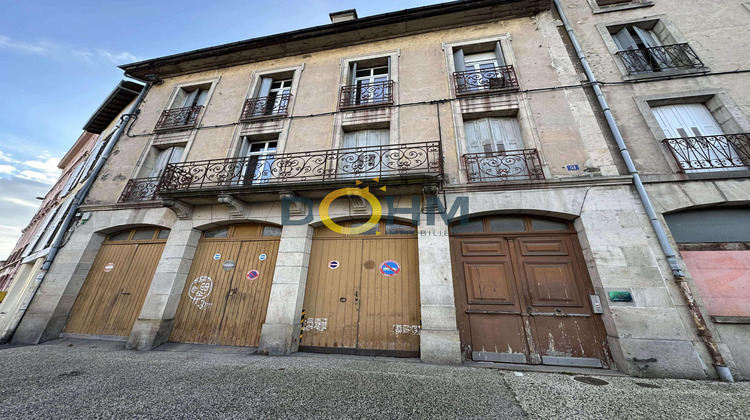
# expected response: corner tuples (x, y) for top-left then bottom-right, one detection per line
(330, 9), (358, 23)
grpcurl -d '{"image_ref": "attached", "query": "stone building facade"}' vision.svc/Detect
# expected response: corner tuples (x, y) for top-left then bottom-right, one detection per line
(8, 0), (749, 380)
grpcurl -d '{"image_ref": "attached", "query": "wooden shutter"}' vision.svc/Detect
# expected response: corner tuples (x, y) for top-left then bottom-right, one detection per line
(453, 48), (466, 72)
(612, 28), (638, 51)
(489, 118), (524, 151)
(34, 196), (74, 253)
(653, 104), (723, 138)
(195, 89), (209, 107)
(23, 209), (58, 257)
(632, 27), (661, 48)
(80, 139), (104, 181)
(171, 89), (188, 109)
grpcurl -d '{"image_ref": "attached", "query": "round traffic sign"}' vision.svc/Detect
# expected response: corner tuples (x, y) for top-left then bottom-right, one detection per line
(213, 253), (221, 260)
(379, 260), (401, 277)
(247, 270), (260, 280)
(259, 253), (267, 261)
(329, 260), (339, 269)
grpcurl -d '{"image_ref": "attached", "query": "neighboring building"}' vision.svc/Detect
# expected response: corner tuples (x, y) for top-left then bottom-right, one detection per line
(0, 81), (144, 341)
(7, 0), (749, 380)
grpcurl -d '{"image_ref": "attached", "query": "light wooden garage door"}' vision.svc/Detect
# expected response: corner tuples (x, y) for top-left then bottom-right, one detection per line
(300, 221), (420, 357)
(169, 223), (281, 347)
(64, 227), (170, 338)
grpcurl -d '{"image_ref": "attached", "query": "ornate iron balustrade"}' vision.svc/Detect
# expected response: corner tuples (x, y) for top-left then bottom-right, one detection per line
(154, 106), (203, 131)
(463, 149), (545, 183)
(663, 134), (750, 172)
(453, 65), (519, 95)
(616, 44), (703, 74)
(339, 80), (394, 109)
(118, 177), (162, 202)
(159, 141), (442, 192)
(239, 93), (292, 121)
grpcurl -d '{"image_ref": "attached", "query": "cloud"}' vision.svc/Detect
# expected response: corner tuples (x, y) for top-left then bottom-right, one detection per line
(0, 197), (39, 208)
(0, 34), (140, 65)
(0, 178), (51, 259)
(0, 35), (51, 54)
(0, 150), (61, 185)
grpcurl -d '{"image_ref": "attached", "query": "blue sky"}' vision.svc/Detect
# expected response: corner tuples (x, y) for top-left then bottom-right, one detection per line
(0, 0), (445, 258)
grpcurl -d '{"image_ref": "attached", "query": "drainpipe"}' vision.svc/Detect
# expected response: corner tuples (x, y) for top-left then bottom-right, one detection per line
(552, 0), (733, 382)
(0, 80), (153, 344)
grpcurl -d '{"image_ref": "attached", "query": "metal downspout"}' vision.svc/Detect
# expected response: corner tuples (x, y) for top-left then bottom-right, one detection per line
(552, 0), (733, 382)
(0, 81), (151, 344)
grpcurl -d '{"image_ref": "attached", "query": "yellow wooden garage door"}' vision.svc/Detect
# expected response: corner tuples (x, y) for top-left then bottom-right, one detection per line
(169, 223), (281, 347)
(64, 227), (170, 338)
(300, 220), (420, 357)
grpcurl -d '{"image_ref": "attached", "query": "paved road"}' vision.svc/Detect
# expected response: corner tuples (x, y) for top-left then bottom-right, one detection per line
(0, 339), (747, 419)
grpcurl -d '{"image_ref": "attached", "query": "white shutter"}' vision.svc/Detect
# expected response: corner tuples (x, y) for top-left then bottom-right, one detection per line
(453, 48), (466, 72)
(23, 209), (57, 257)
(653, 104), (723, 138)
(182, 89), (199, 108)
(34, 197), (74, 253)
(257, 78), (273, 98)
(171, 89), (187, 109)
(148, 148), (172, 178)
(489, 118), (524, 151)
(350, 62), (358, 85)
(80, 139), (104, 181)
(61, 162), (85, 196)
(633, 27), (661, 48)
(613, 28), (638, 51)
(494, 41), (506, 67)
(464, 119), (482, 154)
(195, 89), (209, 107)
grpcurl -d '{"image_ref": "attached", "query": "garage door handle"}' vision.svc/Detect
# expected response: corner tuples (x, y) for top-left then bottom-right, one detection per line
(121, 292), (131, 295)
(465, 309), (521, 315)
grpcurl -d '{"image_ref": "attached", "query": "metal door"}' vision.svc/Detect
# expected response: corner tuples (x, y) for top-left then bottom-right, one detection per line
(300, 221), (420, 357)
(450, 216), (611, 368)
(169, 223), (280, 347)
(64, 227), (169, 338)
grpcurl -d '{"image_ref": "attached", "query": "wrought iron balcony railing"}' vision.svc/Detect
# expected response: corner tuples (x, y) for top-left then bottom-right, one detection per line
(616, 43), (703, 75)
(118, 177), (161, 203)
(463, 149), (545, 183)
(159, 141), (442, 193)
(154, 106), (203, 131)
(662, 134), (750, 172)
(339, 80), (394, 109)
(453, 65), (519, 95)
(239, 93), (292, 121)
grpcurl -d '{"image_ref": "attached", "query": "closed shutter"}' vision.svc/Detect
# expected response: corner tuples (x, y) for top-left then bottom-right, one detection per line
(23, 209), (58, 257)
(464, 118), (523, 153)
(34, 196), (74, 253)
(81, 139), (105, 181)
(653, 104), (723, 138)
(342, 129), (389, 149)
(61, 162), (85, 196)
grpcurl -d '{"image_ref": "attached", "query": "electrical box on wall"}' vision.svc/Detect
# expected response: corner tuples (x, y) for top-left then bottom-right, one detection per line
(589, 295), (604, 313)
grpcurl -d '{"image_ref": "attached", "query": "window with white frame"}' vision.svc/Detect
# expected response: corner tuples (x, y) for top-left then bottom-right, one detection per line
(653, 104), (748, 173)
(237, 138), (277, 185)
(341, 58), (392, 108)
(245, 77), (292, 118)
(452, 41), (516, 94)
(170, 84), (210, 109)
(607, 21), (703, 75)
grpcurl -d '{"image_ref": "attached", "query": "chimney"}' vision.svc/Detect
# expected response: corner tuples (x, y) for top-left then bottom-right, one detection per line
(329, 9), (358, 23)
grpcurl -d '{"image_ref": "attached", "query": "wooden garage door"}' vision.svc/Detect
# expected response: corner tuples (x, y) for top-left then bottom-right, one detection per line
(169, 223), (281, 347)
(64, 227), (169, 338)
(450, 216), (611, 368)
(300, 221), (420, 357)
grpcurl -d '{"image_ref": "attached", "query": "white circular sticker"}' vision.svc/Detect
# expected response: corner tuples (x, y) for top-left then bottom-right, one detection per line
(104, 263), (114, 273)
(213, 253), (221, 260)
(259, 254), (267, 261)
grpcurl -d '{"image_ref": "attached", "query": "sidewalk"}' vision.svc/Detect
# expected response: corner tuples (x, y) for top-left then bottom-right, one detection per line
(0, 339), (746, 419)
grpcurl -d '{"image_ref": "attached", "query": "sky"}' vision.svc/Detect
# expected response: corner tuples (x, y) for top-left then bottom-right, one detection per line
(0, 0), (446, 259)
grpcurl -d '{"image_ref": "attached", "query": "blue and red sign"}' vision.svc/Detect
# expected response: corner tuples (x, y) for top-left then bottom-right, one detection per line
(379, 260), (401, 277)
(247, 270), (259, 280)
(329, 260), (339, 270)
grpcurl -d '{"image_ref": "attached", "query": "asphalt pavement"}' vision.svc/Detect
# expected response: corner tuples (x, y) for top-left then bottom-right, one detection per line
(0, 339), (747, 419)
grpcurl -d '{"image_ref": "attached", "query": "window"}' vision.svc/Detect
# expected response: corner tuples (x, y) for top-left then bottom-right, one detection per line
(171, 85), (209, 109)
(60, 161), (85, 197)
(340, 58), (393, 108)
(148, 146), (184, 178)
(608, 21), (703, 75)
(155, 83), (212, 131)
(589, 0), (654, 13)
(339, 129), (389, 179)
(237, 139), (277, 185)
(653, 104), (748, 173)
(452, 42), (516, 94)
(242, 77), (292, 119)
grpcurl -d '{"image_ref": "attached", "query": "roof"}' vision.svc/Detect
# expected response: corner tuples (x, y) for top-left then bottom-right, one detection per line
(120, 0), (550, 79)
(82, 80), (144, 134)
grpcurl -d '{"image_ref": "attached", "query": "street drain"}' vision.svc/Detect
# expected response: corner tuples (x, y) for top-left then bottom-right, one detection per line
(573, 376), (608, 386)
(635, 382), (661, 389)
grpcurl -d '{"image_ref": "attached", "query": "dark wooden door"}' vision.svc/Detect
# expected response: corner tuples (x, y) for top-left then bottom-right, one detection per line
(451, 217), (610, 368)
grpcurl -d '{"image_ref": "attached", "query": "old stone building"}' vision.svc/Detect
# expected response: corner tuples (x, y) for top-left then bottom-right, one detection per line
(8, 0), (749, 380)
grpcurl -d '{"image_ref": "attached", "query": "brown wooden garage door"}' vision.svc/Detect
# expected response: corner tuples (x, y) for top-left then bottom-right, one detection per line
(64, 227), (170, 338)
(450, 216), (611, 368)
(300, 221), (420, 357)
(169, 223), (281, 347)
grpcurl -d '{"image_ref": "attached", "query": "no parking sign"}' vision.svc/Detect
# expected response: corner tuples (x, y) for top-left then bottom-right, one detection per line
(247, 270), (260, 280)
(379, 260), (401, 277)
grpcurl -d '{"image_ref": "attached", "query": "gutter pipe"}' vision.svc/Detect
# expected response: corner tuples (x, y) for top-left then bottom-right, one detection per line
(0, 81), (152, 344)
(552, 0), (733, 382)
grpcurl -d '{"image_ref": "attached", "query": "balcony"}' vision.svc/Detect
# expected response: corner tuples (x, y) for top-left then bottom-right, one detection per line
(118, 177), (161, 203)
(663, 134), (750, 172)
(339, 80), (394, 110)
(463, 149), (545, 183)
(159, 141), (442, 197)
(239, 94), (292, 121)
(453, 65), (519, 96)
(616, 44), (703, 75)
(154, 105), (203, 131)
